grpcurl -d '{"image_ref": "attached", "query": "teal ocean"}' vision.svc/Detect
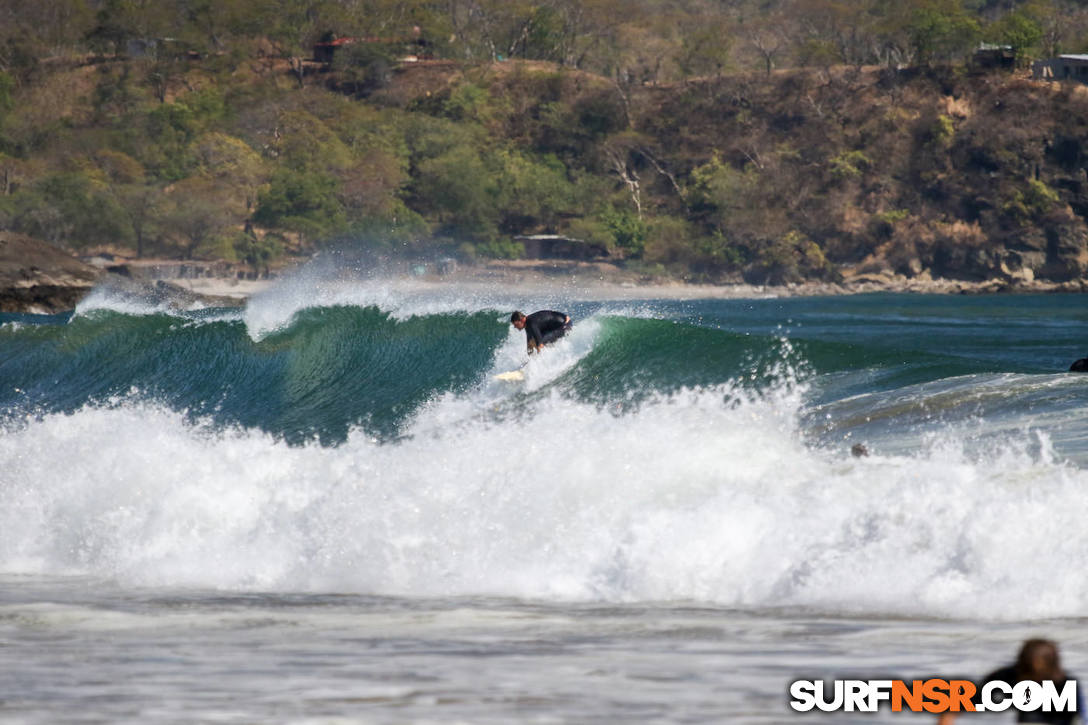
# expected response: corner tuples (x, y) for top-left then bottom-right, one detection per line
(2, 277), (1088, 722)
(3, 289), (1086, 451)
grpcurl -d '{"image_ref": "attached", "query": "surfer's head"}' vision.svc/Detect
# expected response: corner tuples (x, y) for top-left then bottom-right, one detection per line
(510, 311), (526, 330)
(1015, 639), (1063, 681)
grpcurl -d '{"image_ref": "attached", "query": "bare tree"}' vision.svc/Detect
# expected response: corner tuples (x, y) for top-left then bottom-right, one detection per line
(747, 18), (789, 76)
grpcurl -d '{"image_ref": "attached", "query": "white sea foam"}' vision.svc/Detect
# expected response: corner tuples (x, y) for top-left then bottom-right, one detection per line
(2, 368), (1085, 620)
(73, 286), (174, 318)
(72, 285), (246, 324)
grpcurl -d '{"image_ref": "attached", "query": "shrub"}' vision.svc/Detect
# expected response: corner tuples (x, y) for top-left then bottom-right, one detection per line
(476, 238), (524, 259)
(829, 150), (872, 181)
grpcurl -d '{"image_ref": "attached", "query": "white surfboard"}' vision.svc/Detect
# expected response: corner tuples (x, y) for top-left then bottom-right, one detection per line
(493, 370), (525, 382)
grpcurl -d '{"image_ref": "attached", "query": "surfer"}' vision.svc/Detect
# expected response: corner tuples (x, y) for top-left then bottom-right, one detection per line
(936, 639), (1081, 725)
(510, 310), (572, 354)
(1070, 358), (1088, 372)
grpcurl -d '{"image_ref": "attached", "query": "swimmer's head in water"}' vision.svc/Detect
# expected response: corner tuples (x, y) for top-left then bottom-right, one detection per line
(1016, 639), (1063, 681)
(510, 311), (526, 330)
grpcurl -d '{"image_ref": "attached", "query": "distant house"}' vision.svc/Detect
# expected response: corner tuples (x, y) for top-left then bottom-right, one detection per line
(515, 234), (611, 261)
(125, 37), (197, 60)
(313, 37), (357, 64)
(126, 38), (158, 58)
(313, 28), (431, 65)
(1033, 54), (1088, 81)
(973, 43), (1015, 70)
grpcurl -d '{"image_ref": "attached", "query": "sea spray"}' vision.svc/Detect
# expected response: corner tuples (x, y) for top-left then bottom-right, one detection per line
(4, 288), (1088, 621)
(2, 379), (1087, 620)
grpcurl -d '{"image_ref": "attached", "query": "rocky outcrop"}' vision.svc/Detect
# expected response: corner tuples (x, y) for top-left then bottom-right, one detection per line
(0, 232), (246, 313)
(0, 232), (103, 313)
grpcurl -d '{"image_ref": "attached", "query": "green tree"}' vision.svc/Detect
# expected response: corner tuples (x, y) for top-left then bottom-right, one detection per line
(85, 9), (129, 56)
(189, 132), (267, 210)
(906, 0), (980, 66)
(987, 10), (1043, 65)
(254, 168), (346, 244)
(337, 148), (409, 223)
(13, 172), (132, 249)
(3, 0), (93, 61)
(163, 177), (238, 259)
(116, 183), (165, 258)
(332, 41), (396, 96)
(92, 64), (142, 123)
(600, 205), (648, 257)
(143, 101), (198, 179)
(92, 149), (167, 258)
(413, 145), (501, 239)
(495, 150), (575, 233)
(0, 71), (14, 122)
(270, 110), (353, 173)
(233, 228), (283, 276)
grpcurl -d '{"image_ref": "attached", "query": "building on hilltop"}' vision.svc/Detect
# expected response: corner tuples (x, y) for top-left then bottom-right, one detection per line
(515, 235), (611, 261)
(1033, 54), (1088, 81)
(313, 36), (357, 64)
(313, 27), (431, 65)
(973, 43), (1015, 70)
(125, 37), (199, 60)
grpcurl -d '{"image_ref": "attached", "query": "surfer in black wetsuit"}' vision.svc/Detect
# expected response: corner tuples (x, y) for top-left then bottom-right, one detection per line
(510, 310), (572, 354)
(936, 639), (1082, 725)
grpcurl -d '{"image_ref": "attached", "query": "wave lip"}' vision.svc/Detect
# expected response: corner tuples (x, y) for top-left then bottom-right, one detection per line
(242, 275), (534, 340)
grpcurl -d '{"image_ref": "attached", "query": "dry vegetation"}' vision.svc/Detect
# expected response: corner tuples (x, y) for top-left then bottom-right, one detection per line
(3, 0), (1088, 284)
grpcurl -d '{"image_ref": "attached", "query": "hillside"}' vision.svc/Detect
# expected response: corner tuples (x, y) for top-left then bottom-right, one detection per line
(3, 44), (1088, 289)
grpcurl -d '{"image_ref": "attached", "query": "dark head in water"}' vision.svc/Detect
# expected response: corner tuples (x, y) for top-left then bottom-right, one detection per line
(1071, 358), (1088, 372)
(1014, 638), (1064, 681)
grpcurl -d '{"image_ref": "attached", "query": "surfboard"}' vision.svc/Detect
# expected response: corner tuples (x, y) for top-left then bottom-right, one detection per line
(493, 370), (525, 382)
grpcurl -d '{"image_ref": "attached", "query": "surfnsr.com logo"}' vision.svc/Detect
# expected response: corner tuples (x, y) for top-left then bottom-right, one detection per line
(789, 678), (1077, 714)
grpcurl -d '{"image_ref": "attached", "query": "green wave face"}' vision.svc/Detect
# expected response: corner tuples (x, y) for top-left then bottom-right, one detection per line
(0, 306), (507, 444)
(0, 306), (832, 443)
(2, 292), (1088, 454)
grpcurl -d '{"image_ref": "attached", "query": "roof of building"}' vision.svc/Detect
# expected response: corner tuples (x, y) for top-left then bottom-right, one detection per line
(314, 37), (356, 47)
(314, 36), (407, 47)
(516, 234), (583, 241)
(1058, 54), (1088, 61)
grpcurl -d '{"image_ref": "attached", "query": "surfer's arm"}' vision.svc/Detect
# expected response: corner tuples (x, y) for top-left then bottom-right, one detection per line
(525, 323), (542, 353)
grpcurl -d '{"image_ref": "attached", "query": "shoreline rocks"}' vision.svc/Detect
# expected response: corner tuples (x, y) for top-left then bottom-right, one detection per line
(2, 234), (1088, 315)
(0, 234), (245, 313)
(0, 232), (103, 314)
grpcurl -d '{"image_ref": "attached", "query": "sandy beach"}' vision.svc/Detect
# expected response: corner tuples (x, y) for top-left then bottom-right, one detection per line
(165, 275), (275, 300)
(162, 258), (1088, 304)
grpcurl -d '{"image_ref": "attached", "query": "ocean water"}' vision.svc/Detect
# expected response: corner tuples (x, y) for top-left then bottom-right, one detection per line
(2, 273), (1088, 723)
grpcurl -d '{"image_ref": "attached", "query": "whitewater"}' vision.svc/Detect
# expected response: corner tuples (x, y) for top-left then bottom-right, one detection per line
(2, 271), (1088, 723)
